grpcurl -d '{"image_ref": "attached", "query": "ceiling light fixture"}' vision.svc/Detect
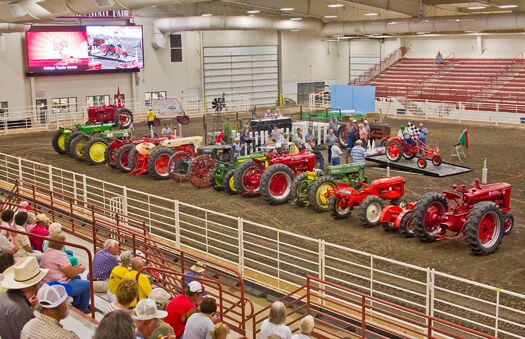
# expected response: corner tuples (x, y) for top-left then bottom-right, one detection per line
(281, 7), (294, 11)
(499, 4), (518, 8)
(328, 4), (344, 8)
(467, 6), (487, 9)
(324, 15), (338, 19)
(201, 13), (213, 17)
(247, 10), (260, 14)
(290, 17), (303, 21)
(364, 12), (379, 16)
(291, 29), (301, 32)
(249, 14), (255, 17)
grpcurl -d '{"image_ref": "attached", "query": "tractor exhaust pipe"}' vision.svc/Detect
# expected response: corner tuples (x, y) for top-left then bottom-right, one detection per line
(482, 158), (488, 184)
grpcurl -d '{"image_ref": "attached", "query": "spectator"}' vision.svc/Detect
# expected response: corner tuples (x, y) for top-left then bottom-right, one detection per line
(104, 278), (138, 314)
(312, 144), (325, 170)
(232, 138), (241, 157)
(305, 128), (315, 144)
(264, 110), (273, 119)
(28, 213), (50, 252)
(182, 261), (206, 286)
(345, 121), (356, 155)
(42, 223), (77, 266)
(215, 130), (224, 145)
(331, 141), (343, 165)
(166, 280), (205, 338)
(324, 128), (337, 164)
(124, 256), (152, 307)
(21, 284), (79, 339)
(274, 108), (283, 118)
(304, 140), (313, 152)
(294, 128), (304, 145)
(18, 200), (31, 213)
(434, 51), (444, 64)
(161, 123), (172, 137)
(146, 108), (155, 131)
(260, 301), (292, 339)
(133, 298), (169, 339)
(148, 287), (175, 339)
(364, 120), (371, 135)
(350, 140), (366, 164)
(210, 323), (230, 339)
(184, 297), (218, 339)
(0, 256), (49, 339)
(1, 208), (14, 228)
(418, 123), (428, 145)
(239, 125), (251, 156)
(0, 218), (18, 255)
(0, 249), (15, 293)
(271, 126), (282, 142)
(92, 239), (120, 293)
(328, 118), (339, 135)
(40, 234), (91, 313)
(13, 211), (42, 259)
(358, 123), (367, 148)
(25, 212), (36, 233)
(107, 250), (132, 302)
(94, 310), (136, 339)
(291, 315), (315, 339)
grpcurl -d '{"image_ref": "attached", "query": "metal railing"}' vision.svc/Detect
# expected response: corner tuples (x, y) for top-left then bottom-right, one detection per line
(351, 47), (407, 86)
(0, 152), (524, 338)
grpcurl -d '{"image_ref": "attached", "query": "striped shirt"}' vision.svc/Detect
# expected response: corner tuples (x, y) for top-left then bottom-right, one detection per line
(92, 249), (119, 280)
(351, 146), (366, 163)
(21, 311), (79, 339)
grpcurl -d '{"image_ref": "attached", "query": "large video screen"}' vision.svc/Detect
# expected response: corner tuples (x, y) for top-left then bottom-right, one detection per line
(26, 25), (144, 76)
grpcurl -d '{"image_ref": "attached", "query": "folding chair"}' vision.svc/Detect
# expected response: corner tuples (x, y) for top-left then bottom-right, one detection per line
(450, 143), (466, 161)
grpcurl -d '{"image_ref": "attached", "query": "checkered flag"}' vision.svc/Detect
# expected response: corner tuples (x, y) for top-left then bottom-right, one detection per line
(406, 122), (421, 137)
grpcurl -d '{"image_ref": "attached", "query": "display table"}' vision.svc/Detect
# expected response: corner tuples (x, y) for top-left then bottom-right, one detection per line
(250, 117), (292, 133)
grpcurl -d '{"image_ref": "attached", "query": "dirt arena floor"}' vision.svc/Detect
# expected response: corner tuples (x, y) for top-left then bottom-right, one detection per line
(1, 116), (524, 295)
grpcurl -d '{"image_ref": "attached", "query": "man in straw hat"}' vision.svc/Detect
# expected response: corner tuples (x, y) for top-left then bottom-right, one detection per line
(133, 298), (170, 339)
(182, 261), (205, 285)
(0, 256), (49, 339)
(21, 283), (79, 339)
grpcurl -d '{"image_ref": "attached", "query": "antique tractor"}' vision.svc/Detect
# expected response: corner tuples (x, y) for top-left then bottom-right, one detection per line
(86, 105), (133, 129)
(187, 145), (235, 189)
(338, 121), (391, 148)
(290, 163), (367, 212)
(234, 150), (317, 205)
(409, 179), (513, 255)
(328, 176), (406, 227)
(209, 151), (266, 193)
(379, 200), (419, 237)
(131, 136), (203, 180)
(52, 123), (113, 155)
(82, 129), (132, 165)
(385, 137), (442, 169)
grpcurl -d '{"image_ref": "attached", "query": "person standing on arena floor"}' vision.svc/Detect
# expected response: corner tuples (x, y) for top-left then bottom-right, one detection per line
(325, 128), (337, 164)
(184, 297), (219, 339)
(133, 298), (171, 339)
(260, 301), (292, 339)
(418, 123), (428, 145)
(350, 140), (366, 164)
(0, 256), (49, 339)
(124, 256), (153, 307)
(104, 278), (138, 314)
(165, 281), (205, 339)
(28, 213), (51, 252)
(328, 118), (339, 135)
(345, 121), (356, 156)
(161, 123), (172, 137)
(148, 287), (175, 339)
(305, 128), (315, 144)
(358, 123), (367, 148)
(94, 310), (136, 339)
(107, 250), (133, 302)
(146, 108), (155, 131)
(21, 284), (79, 339)
(331, 141), (343, 166)
(92, 239), (120, 293)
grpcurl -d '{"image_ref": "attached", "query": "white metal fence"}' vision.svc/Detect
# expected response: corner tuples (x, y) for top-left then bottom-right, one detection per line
(0, 152), (523, 338)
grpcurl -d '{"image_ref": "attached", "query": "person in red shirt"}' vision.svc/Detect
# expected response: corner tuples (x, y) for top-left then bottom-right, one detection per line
(215, 130), (224, 145)
(28, 214), (51, 252)
(165, 280), (204, 338)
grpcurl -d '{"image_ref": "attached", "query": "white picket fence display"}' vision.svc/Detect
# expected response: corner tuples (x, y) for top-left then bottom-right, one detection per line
(0, 152), (524, 338)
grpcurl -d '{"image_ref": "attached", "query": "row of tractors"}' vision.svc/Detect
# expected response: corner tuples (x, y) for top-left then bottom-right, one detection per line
(51, 120), (514, 257)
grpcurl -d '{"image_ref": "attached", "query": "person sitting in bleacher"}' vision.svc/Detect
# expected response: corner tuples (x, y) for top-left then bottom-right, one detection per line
(25, 212), (36, 233)
(184, 297), (219, 339)
(165, 281), (205, 339)
(0, 249), (15, 293)
(260, 301), (292, 339)
(104, 278), (138, 315)
(94, 310), (136, 339)
(291, 315), (315, 339)
(28, 214), (51, 252)
(0, 210), (18, 255)
(182, 261), (205, 286)
(124, 256), (152, 307)
(107, 250), (132, 302)
(13, 211), (42, 259)
(210, 323), (230, 339)
(40, 234), (91, 313)
(0, 256), (49, 339)
(42, 223), (78, 266)
(21, 283), (79, 339)
(92, 239), (120, 293)
(133, 298), (170, 339)
(148, 287), (175, 339)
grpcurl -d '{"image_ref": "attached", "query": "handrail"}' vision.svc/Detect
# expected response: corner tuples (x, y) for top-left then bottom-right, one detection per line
(351, 47), (407, 86)
(445, 52), (455, 59)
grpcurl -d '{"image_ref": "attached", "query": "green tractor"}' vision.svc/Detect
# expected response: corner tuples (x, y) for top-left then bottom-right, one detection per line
(209, 151), (267, 194)
(52, 123), (114, 156)
(290, 163), (367, 212)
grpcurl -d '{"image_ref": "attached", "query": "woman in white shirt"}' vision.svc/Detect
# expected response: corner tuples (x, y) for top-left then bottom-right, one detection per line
(260, 301), (292, 339)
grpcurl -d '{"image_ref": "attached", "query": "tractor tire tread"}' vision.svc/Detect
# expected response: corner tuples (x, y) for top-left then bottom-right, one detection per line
(308, 176), (337, 213)
(83, 137), (108, 165)
(64, 131), (86, 155)
(412, 192), (447, 243)
(260, 164), (294, 206)
(52, 130), (66, 154)
(147, 147), (175, 180)
(464, 201), (503, 256)
(290, 172), (309, 207)
(358, 195), (385, 227)
(69, 134), (90, 161)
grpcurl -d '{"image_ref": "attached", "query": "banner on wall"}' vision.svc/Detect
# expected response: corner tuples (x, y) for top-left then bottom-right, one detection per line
(151, 98), (184, 116)
(58, 10), (133, 19)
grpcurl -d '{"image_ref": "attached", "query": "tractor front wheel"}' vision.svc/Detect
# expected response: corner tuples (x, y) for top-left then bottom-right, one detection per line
(168, 151), (193, 182)
(234, 159), (265, 197)
(115, 144), (134, 172)
(290, 172), (310, 207)
(412, 192), (448, 243)
(83, 137), (108, 165)
(70, 134), (90, 160)
(188, 155), (217, 189)
(52, 130), (67, 154)
(260, 164), (294, 205)
(359, 195), (386, 227)
(309, 176), (337, 213)
(105, 141), (123, 168)
(385, 140), (403, 162)
(116, 108), (133, 129)
(416, 158), (427, 169)
(432, 156), (442, 167)
(329, 196), (352, 219)
(222, 169), (237, 195)
(465, 201), (504, 255)
(147, 147), (174, 180)
(503, 213), (514, 235)
(64, 131), (86, 155)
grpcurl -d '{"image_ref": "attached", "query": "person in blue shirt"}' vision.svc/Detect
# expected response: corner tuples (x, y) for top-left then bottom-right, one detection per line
(418, 123), (428, 145)
(350, 140), (366, 164)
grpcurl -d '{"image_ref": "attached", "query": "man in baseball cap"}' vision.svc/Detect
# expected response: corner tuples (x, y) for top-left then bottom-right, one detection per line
(21, 283), (79, 339)
(133, 298), (169, 339)
(165, 281), (205, 338)
(0, 256), (48, 339)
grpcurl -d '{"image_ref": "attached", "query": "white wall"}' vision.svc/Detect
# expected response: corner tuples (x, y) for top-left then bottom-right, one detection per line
(0, 32), (31, 110)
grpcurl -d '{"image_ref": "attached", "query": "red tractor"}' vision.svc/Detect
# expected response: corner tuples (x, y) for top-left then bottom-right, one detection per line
(409, 179), (513, 255)
(385, 137), (441, 169)
(379, 200), (418, 237)
(105, 133), (161, 171)
(328, 176), (406, 227)
(86, 105), (133, 129)
(234, 150), (316, 205)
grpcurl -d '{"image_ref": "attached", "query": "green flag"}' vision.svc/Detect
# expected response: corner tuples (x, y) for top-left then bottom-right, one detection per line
(458, 129), (468, 149)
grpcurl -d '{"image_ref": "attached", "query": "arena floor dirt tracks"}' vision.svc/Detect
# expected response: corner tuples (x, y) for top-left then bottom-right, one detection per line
(1, 117), (524, 297)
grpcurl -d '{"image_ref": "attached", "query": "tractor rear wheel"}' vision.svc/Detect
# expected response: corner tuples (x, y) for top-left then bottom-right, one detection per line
(116, 108), (133, 129)
(83, 137), (108, 165)
(503, 213), (514, 235)
(234, 159), (265, 197)
(290, 172), (311, 207)
(380, 137), (388, 148)
(52, 130), (67, 154)
(222, 169), (237, 195)
(210, 175), (223, 191)
(412, 192), (448, 243)
(64, 131), (86, 155)
(399, 211), (415, 238)
(359, 195), (385, 227)
(329, 196), (352, 219)
(115, 144), (134, 172)
(147, 147), (174, 180)
(465, 201), (504, 255)
(402, 146), (416, 160)
(260, 164), (294, 205)
(385, 140), (402, 162)
(309, 176), (337, 213)
(104, 141), (123, 169)
(168, 151), (193, 182)
(70, 134), (90, 160)
(188, 155), (217, 189)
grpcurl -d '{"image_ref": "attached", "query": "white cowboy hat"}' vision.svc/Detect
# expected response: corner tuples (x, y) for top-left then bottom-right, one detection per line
(1, 256), (48, 290)
(190, 261), (205, 273)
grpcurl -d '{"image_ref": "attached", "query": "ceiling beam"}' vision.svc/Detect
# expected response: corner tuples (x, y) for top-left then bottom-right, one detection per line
(340, 0), (420, 17)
